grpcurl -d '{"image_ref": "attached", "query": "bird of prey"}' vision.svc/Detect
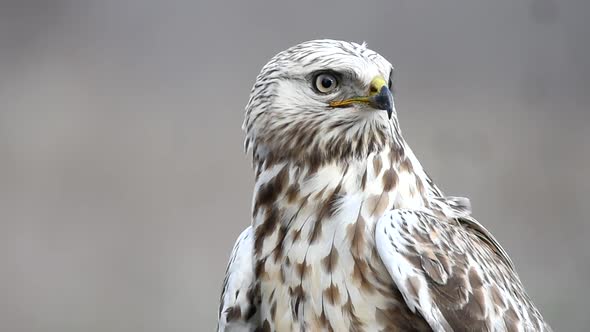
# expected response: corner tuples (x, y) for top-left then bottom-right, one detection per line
(217, 39), (551, 331)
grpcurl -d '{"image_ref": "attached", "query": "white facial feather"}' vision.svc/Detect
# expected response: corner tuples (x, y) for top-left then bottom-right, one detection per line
(243, 39), (397, 165)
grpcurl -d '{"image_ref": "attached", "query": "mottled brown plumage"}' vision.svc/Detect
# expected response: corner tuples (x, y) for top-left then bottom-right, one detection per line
(218, 39), (551, 332)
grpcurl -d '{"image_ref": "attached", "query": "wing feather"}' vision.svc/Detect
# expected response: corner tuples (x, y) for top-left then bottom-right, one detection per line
(375, 209), (551, 332)
(217, 227), (260, 332)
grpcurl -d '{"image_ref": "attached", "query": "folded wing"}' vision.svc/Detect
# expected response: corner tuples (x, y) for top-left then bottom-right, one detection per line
(375, 209), (551, 332)
(218, 227), (260, 332)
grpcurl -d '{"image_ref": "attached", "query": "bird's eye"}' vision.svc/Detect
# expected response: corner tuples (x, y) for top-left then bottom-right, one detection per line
(314, 73), (339, 93)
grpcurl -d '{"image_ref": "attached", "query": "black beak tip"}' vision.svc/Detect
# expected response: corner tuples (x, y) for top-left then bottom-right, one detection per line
(370, 86), (394, 119)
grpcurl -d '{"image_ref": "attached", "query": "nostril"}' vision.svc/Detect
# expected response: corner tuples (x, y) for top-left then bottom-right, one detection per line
(369, 85), (378, 94)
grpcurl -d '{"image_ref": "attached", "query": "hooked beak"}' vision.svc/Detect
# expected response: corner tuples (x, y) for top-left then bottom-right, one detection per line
(329, 76), (394, 119)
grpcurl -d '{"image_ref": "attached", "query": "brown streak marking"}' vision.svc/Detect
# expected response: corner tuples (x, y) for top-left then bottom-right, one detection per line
(270, 301), (277, 321)
(416, 178), (426, 195)
(351, 258), (374, 294)
(388, 146), (402, 165)
(320, 310), (328, 327)
(244, 284), (259, 320)
(295, 260), (310, 278)
(399, 158), (414, 173)
(254, 207), (280, 254)
(310, 184), (343, 244)
(261, 319), (271, 332)
(382, 168), (398, 192)
(255, 258), (270, 280)
(272, 225), (288, 262)
(279, 264), (286, 283)
(254, 166), (288, 212)
(224, 305), (241, 322)
(326, 184), (343, 217)
(286, 183), (300, 203)
(342, 294), (364, 332)
(314, 186), (327, 200)
(321, 245), (339, 273)
(349, 216), (366, 258)
(291, 285), (306, 317)
(323, 282), (341, 305)
(308, 219), (323, 245)
(373, 155), (383, 175)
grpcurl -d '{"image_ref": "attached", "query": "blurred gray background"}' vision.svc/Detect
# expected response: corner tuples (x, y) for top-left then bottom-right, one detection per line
(0, 0), (588, 331)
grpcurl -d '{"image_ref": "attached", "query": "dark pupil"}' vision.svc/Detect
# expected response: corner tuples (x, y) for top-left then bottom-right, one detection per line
(321, 77), (333, 89)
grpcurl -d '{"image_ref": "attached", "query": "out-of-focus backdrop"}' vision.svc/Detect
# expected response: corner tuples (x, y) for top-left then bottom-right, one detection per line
(1, 0), (588, 331)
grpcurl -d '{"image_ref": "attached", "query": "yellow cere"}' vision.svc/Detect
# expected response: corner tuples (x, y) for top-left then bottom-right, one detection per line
(329, 75), (386, 107)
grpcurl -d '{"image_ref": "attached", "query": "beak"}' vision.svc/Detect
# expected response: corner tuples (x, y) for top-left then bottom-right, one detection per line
(367, 77), (394, 119)
(329, 76), (394, 119)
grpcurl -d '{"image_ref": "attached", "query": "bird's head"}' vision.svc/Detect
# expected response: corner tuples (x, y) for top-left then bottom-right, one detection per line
(243, 39), (401, 168)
